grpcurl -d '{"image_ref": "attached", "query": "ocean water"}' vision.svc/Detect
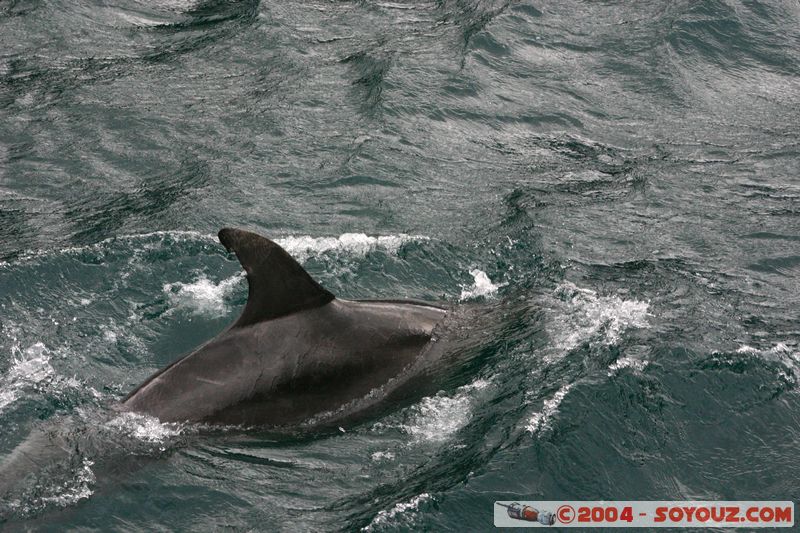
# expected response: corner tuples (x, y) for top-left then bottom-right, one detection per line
(1, 0), (799, 531)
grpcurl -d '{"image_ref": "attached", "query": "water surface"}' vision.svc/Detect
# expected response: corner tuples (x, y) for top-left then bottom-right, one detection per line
(1, 0), (799, 530)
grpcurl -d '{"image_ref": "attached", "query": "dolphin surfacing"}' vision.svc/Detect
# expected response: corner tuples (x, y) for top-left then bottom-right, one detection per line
(121, 228), (447, 428)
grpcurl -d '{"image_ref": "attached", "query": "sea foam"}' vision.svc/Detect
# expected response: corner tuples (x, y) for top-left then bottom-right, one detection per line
(459, 269), (506, 301)
(549, 282), (650, 352)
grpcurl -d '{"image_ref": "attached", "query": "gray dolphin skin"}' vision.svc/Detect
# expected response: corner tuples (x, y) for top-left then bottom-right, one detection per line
(120, 227), (448, 429)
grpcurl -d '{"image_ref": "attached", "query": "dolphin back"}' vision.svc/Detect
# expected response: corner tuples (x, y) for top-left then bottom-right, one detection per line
(121, 228), (448, 428)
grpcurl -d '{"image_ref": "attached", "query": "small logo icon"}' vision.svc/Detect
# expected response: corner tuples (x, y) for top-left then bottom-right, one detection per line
(496, 502), (556, 525)
(557, 505), (576, 524)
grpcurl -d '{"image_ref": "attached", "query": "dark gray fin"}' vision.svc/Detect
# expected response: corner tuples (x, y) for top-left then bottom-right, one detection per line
(218, 228), (334, 327)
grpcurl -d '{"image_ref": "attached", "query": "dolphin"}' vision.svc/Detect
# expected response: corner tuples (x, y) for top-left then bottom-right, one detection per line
(0, 228), (459, 513)
(120, 227), (449, 429)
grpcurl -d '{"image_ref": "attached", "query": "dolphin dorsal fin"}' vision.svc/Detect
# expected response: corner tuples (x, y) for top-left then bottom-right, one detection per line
(218, 228), (334, 327)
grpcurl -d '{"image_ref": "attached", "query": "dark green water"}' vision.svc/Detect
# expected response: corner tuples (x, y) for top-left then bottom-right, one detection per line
(1, 0), (799, 531)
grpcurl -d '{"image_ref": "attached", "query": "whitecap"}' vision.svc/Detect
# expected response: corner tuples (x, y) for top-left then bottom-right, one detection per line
(736, 342), (798, 359)
(276, 233), (426, 263)
(8, 230), (427, 271)
(735, 342), (800, 372)
(526, 383), (572, 434)
(370, 450), (396, 462)
(459, 269), (506, 301)
(608, 356), (649, 376)
(363, 493), (433, 531)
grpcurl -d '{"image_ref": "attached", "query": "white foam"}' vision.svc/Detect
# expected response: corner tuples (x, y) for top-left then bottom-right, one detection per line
(163, 272), (244, 317)
(777, 369), (795, 385)
(459, 269), (506, 301)
(736, 342), (798, 358)
(363, 493), (433, 531)
(4, 457), (98, 516)
(608, 356), (649, 376)
(735, 342), (800, 370)
(0, 342), (56, 413)
(105, 412), (182, 443)
(9, 230), (427, 272)
(370, 450), (396, 462)
(11, 230), (216, 263)
(97, 320), (148, 360)
(40, 458), (96, 508)
(400, 379), (490, 442)
(549, 282), (650, 353)
(526, 383), (572, 434)
(102, 328), (118, 343)
(276, 233), (425, 263)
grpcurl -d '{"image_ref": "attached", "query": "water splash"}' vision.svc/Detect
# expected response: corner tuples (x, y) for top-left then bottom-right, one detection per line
(549, 282), (650, 352)
(398, 379), (490, 443)
(459, 269), (506, 301)
(0, 342), (55, 413)
(105, 412), (183, 444)
(39, 458), (96, 508)
(162, 272), (244, 317)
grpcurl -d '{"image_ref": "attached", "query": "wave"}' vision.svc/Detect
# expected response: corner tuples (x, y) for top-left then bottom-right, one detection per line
(275, 233), (428, 264)
(525, 383), (572, 434)
(363, 493), (433, 532)
(5, 230), (429, 265)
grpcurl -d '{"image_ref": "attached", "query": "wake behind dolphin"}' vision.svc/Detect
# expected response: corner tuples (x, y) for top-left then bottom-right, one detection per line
(121, 227), (449, 428)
